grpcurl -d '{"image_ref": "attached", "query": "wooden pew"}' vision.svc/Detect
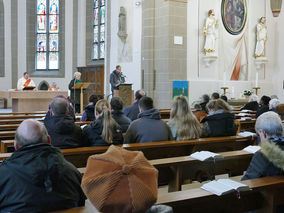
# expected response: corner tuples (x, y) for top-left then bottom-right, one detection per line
(78, 150), (254, 192)
(0, 111), (46, 115)
(235, 119), (256, 133)
(54, 176), (284, 213)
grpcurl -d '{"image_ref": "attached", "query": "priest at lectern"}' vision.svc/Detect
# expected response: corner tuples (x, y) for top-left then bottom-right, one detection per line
(17, 72), (36, 90)
(68, 72), (82, 113)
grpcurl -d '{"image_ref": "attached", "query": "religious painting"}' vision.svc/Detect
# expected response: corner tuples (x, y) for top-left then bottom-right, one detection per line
(172, 81), (189, 100)
(221, 0), (247, 35)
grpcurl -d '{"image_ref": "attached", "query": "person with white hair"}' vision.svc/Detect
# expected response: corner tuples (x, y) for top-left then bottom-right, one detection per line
(68, 72), (82, 113)
(242, 111), (284, 181)
(241, 94), (259, 111)
(269, 98), (281, 111)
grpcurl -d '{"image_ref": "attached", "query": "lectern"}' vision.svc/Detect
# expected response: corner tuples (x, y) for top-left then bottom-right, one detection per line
(72, 83), (91, 114)
(118, 84), (132, 107)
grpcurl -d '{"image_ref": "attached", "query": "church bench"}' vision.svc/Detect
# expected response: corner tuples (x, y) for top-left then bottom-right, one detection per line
(54, 176), (284, 213)
(78, 150), (253, 192)
(0, 115), (46, 120)
(0, 111), (46, 116)
(235, 119), (256, 133)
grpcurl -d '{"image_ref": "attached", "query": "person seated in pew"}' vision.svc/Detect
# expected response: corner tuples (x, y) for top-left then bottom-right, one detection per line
(83, 99), (123, 146)
(200, 94), (210, 113)
(201, 99), (237, 137)
(269, 98), (281, 112)
(211, 92), (220, 100)
(124, 96), (172, 143)
(0, 120), (86, 212)
(241, 94), (259, 111)
(110, 97), (131, 133)
(168, 96), (201, 140)
(242, 112), (284, 183)
(81, 145), (173, 213)
(81, 94), (99, 122)
(123, 89), (146, 121)
(44, 98), (87, 149)
(193, 103), (208, 122)
(220, 95), (228, 102)
(256, 95), (271, 118)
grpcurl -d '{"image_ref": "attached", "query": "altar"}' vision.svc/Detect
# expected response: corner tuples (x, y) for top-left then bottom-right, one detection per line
(0, 91), (68, 112)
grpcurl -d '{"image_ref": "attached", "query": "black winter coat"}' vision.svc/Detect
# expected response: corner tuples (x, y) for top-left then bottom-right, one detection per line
(83, 118), (124, 146)
(44, 113), (86, 149)
(112, 110), (131, 133)
(68, 78), (81, 105)
(255, 105), (269, 118)
(0, 143), (85, 212)
(201, 112), (237, 137)
(240, 101), (259, 111)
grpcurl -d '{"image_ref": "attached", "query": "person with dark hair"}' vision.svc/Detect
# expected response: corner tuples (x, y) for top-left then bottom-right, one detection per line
(255, 95), (271, 118)
(110, 97), (131, 133)
(83, 99), (123, 146)
(44, 98), (86, 148)
(220, 95), (228, 102)
(0, 120), (85, 212)
(81, 95), (99, 122)
(211, 92), (220, 100)
(124, 96), (172, 143)
(17, 72), (36, 90)
(110, 65), (126, 97)
(123, 89), (146, 121)
(200, 94), (210, 113)
(201, 99), (237, 137)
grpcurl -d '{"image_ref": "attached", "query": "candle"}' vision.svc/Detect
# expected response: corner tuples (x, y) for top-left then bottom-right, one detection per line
(232, 86), (235, 99)
(255, 72), (259, 87)
(223, 72), (226, 87)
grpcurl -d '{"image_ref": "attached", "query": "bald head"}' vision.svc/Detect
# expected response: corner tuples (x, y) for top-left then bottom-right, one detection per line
(50, 98), (68, 116)
(15, 120), (49, 149)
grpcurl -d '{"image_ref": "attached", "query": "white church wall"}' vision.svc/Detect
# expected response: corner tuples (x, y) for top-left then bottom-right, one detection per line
(108, 0), (142, 95)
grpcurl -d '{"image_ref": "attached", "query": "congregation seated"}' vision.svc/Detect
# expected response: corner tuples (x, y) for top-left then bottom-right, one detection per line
(124, 96), (172, 143)
(0, 120), (85, 212)
(123, 89), (146, 121)
(201, 99), (237, 137)
(256, 95), (271, 118)
(199, 94), (210, 113)
(110, 97), (131, 133)
(269, 98), (281, 112)
(83, 99), (123, 146)
(81, 94), (99, 122)
(211, 92), (220, 100)
(81, 145), (173, 213)
(44, 98), (86, 149)
(220, 95), (228, 102)
(242, 112), (284, 181)
(168, 96), (201, 140)
(192, 103), (208, 122)
(241, 94), (259, 111)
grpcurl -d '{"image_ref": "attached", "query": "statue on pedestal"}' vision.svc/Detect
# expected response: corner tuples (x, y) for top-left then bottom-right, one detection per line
(118, 7), (128, 42)
(255, 17), (267, 58)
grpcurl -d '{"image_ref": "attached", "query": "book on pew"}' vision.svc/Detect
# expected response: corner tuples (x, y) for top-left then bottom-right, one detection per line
(241, 110), (253, 113)
(240, 117), (252, 120)
(243, 145), (261, 154)
(238, 131), (256, 137)
(189, 151), (223, 161)
(201, 179), (250, 196)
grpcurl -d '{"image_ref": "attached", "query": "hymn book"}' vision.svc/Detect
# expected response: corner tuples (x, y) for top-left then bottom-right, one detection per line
(189, 151), (223, 161)
(201, 179), (250, 196)
(243, 145), (261, 154)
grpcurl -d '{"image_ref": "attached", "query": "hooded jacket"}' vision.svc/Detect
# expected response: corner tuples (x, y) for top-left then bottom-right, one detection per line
(83, 118), (124, 146)
(242, 137), (284, 180)
(112, 110), (131, 133)
(0, 143), (85, 212)
(44, 113), (86, 149)
(124, 108), (172, 143)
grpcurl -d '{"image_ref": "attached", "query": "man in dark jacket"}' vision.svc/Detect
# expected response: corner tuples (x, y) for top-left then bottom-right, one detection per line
(255, 95), (271, 118)
(68, 71), (82, 113)
(242, 112), (284, 180)
(44, 98), (86, 148)
(123, 89), (146, 121)
(124, 96), (172, 143)
(110, 65), (125, 96)
(110, 97), (131, 132)
(0, 120), (85, 212)
(241, 94), (259, 111)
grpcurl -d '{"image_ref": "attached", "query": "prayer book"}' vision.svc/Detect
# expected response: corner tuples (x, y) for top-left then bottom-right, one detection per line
(189, 151), (222, 161)
(243, 145), (261, 154)
(238, 131), (256, 137)
(201, 179), (249, 196)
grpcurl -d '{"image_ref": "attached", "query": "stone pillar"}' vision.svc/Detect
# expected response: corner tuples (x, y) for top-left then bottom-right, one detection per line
(142, 0), (187, 108)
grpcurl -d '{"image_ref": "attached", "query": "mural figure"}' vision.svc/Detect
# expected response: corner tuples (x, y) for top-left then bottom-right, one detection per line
(118, 7), (127, 42)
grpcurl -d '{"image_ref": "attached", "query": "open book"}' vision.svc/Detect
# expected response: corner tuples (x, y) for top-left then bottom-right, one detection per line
(189, 151), (222, 161)
(201, 179), (249, 196)
(238, 131), (256, 137)
(243, 145), (261, 154)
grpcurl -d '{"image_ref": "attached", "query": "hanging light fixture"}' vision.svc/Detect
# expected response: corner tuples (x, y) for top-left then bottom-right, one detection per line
(270, 0), (282, 17)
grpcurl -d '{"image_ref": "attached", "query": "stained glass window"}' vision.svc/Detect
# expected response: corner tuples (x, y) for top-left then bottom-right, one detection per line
(36, 0), (59, 70)
(93, 0), (106, 60)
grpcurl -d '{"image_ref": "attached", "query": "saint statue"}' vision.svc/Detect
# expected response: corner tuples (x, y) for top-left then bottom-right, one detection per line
(203, 9), (219, 56)
(255, 17), (267, 58)
(118, 7), (128, 42)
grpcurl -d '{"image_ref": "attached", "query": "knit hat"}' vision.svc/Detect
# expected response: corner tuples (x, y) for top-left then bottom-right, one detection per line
(81, 145), (158, 213)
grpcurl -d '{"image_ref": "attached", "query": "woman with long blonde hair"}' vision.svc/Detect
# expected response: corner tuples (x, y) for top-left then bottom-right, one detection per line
(168, 96), (201, 140)
(83, 99), (123, 146)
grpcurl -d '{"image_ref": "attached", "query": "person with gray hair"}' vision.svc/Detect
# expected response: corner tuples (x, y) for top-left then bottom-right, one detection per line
(44, 98), (86, 148)
(242, 111), (284, 180)
(0, 120), (86, 212)
(240, 94), (259, 111)
(68, 71), (82, 113)
(269, 98), (281, 111)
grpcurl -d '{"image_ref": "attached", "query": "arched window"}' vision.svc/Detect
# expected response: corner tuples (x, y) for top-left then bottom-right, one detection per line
(36, 0), (60, 70)
(93, 0), (105, 60)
